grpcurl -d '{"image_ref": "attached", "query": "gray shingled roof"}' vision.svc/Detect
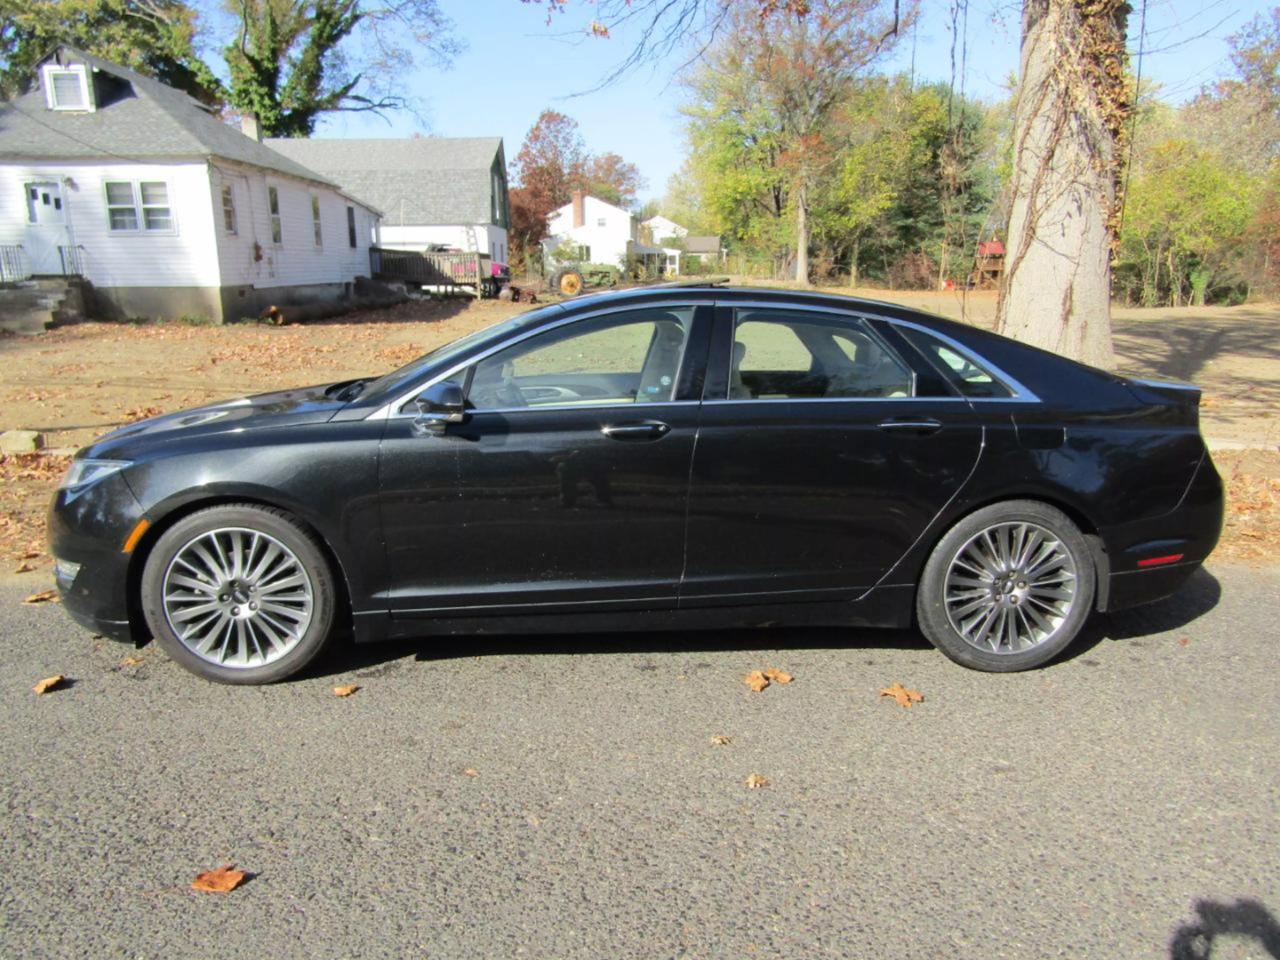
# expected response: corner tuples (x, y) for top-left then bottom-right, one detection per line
(0, 46), (336, 187)
(265, 137), (504, 226)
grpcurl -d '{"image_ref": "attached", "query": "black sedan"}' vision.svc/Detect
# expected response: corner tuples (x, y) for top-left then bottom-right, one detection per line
(48, 284), (1223, 683)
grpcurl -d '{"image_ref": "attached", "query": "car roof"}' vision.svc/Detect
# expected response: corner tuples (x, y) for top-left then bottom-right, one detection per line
(557, 282), (939, 321)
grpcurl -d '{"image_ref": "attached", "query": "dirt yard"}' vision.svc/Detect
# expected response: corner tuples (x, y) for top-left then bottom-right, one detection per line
(2, 287), (1277, 578)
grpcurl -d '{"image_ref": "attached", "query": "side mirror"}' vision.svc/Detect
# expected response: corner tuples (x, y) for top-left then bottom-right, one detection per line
(412, 380), (466, 435)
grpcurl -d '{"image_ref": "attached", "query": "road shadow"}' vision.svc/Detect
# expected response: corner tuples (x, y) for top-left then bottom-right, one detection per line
(1169, 897), (1280, 959)
(1093, 567), (1222, 642)
(298, 570), (1221, 681)
(299, 621), (934, 682)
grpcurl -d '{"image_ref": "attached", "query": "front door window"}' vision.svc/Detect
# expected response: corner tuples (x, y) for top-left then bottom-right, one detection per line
(466, 307), (695, 410)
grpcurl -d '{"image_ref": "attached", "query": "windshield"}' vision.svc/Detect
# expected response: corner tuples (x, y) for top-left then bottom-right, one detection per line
(358, 302), (566, 402)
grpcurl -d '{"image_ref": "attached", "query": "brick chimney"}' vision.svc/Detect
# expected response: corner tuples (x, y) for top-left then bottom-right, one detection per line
(572, 190), (585, 228)
(240, 113), (261, 142)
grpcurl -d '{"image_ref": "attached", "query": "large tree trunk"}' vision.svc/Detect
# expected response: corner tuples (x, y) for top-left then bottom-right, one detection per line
(795, 185), (810, 285)
(995, 0), (1131, 369)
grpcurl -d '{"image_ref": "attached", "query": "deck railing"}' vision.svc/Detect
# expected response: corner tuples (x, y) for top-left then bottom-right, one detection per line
(0, 244), (31, 283)
(370, 247), (486, 298)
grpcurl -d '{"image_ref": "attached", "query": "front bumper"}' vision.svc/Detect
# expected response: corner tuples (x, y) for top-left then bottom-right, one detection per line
(47, 473), (146, 643)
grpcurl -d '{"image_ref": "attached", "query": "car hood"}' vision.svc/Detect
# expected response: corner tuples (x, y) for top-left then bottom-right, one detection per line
(85, 383), (351, 458)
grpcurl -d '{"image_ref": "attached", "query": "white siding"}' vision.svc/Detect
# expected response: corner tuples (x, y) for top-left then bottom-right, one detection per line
(210, 163), (377, 290)
(546, 196), (636, 267)
(0, 160), (220, 286)
(377, 223), (509, 263)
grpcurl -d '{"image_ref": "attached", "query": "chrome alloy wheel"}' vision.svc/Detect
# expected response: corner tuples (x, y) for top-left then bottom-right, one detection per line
(161, 527), (314, 668)
(943, 521), (1078, 655)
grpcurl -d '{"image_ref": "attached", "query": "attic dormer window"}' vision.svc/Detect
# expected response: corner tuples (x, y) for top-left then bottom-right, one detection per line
(42, 64), (93, 112)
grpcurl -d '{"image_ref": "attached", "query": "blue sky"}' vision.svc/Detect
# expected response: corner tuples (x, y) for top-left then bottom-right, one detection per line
(318, 0), (1274, 205)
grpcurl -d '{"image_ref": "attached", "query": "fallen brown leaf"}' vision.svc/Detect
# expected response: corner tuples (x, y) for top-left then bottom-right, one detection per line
(33, 674), (67, 695)
(13, 562), (34, 574)
(22, 589), (58, 605)
(879, 682), (924, 708)
(710, 735), (732, 746)
(763, 668), (793, 684)
(332, 684), (360, 697)
(191, 865), (248, 893)
(119, 655), (145, 667)
(744, 670), (770, 693)
(745, 773), (771, 789)
(1177, 637), (1190, 647)
(462, 768), (479, 777)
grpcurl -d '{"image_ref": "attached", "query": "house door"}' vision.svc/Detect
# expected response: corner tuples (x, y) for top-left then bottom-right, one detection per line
(24, 182), (70, 275)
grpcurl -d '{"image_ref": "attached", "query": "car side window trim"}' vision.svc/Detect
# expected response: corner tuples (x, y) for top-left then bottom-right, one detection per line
(368, 302), (709, 419)
(883, 317), (1042, 403)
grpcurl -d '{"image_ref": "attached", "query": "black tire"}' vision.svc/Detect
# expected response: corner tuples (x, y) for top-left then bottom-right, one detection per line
(915, 500), (1096, 672)
(139, 504), (337, 684)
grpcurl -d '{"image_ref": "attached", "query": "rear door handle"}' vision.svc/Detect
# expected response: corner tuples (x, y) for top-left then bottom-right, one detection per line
(601, 420), (671, 441)
(877, 417), (943, 435)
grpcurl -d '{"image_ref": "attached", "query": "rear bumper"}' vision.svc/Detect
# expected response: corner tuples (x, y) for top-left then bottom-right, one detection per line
(1098, 448), (1223, 613)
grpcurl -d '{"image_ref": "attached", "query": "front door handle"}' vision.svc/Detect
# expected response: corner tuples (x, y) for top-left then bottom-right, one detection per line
(877, 417), (943, 435)
(601, 420), (671, 441)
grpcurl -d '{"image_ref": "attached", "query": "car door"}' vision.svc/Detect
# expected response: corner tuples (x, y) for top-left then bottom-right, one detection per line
(679, 303), (984, 605)
(378, 303), (711, 617)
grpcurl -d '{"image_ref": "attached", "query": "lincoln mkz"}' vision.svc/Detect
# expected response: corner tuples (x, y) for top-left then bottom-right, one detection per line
(49, 284), (1223, 683)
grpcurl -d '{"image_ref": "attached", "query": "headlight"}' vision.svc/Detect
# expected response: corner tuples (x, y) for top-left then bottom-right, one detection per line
(59, 459), (131, 491)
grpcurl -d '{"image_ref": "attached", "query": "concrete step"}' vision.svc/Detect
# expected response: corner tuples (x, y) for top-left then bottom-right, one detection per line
(0, 279), (71, 334)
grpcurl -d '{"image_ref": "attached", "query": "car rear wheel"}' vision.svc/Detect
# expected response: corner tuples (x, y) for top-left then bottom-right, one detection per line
(916, 500), (1095, 672)
(139, 504), (337, 684)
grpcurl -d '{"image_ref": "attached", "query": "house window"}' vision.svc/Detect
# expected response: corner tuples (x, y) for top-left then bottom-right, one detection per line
(221, 184), (237, 234)
(140, 182), (172, 230)
(597, 217), (607, 228)
(105, 182), (138, 230)
(311, 195), (323, 247)
(43, 65), (91, 111)
(105, 181), (172, 231)
(268, 186), (282, 243)
(577, 244), (590, 261)
(346, 206), (357, 248)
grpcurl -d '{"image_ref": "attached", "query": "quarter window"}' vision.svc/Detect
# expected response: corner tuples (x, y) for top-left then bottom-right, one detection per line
(728, 309), (914, 400)
(347, 206), (357, 248)
(268, 186), (282, 243)
(465, 307), (694, 410)
(896, 326), (1012, 398)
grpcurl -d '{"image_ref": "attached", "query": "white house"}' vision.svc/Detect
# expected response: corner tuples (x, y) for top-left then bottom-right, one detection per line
(0, 46), (380, 322)
(545, 192), (665, 272)
(268, 137), (511, 266)
(640, 214), (724, 275)
(641, 215), (688, 244)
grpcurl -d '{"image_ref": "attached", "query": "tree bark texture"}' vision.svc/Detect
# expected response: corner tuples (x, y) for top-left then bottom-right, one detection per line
(996, 0), (1131, 369)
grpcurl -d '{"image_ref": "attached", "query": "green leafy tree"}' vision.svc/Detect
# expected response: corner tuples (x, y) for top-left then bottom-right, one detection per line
(1118, 139), (1262, 305)
(0, 0), (219, 103)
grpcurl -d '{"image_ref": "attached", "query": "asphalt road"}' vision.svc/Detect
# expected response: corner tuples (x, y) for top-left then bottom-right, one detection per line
(1, 564), (1277, 959)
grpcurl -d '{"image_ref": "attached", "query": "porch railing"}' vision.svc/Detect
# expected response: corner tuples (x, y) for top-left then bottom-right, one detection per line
(370, 247), (486, 298)
(0, 244), (31, 283)
(58, 245), (85, 277)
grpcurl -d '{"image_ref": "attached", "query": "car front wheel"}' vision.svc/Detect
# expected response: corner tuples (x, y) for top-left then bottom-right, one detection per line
(139, 504), (337, 684)
(916, 500), (1096, 672)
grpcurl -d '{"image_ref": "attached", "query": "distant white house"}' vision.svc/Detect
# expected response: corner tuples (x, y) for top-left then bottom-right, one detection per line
(544, 192), (665, 273)
(0, 46), (381, 322)
(640, 215), (724, 275)
(268, 137), (511, 266)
